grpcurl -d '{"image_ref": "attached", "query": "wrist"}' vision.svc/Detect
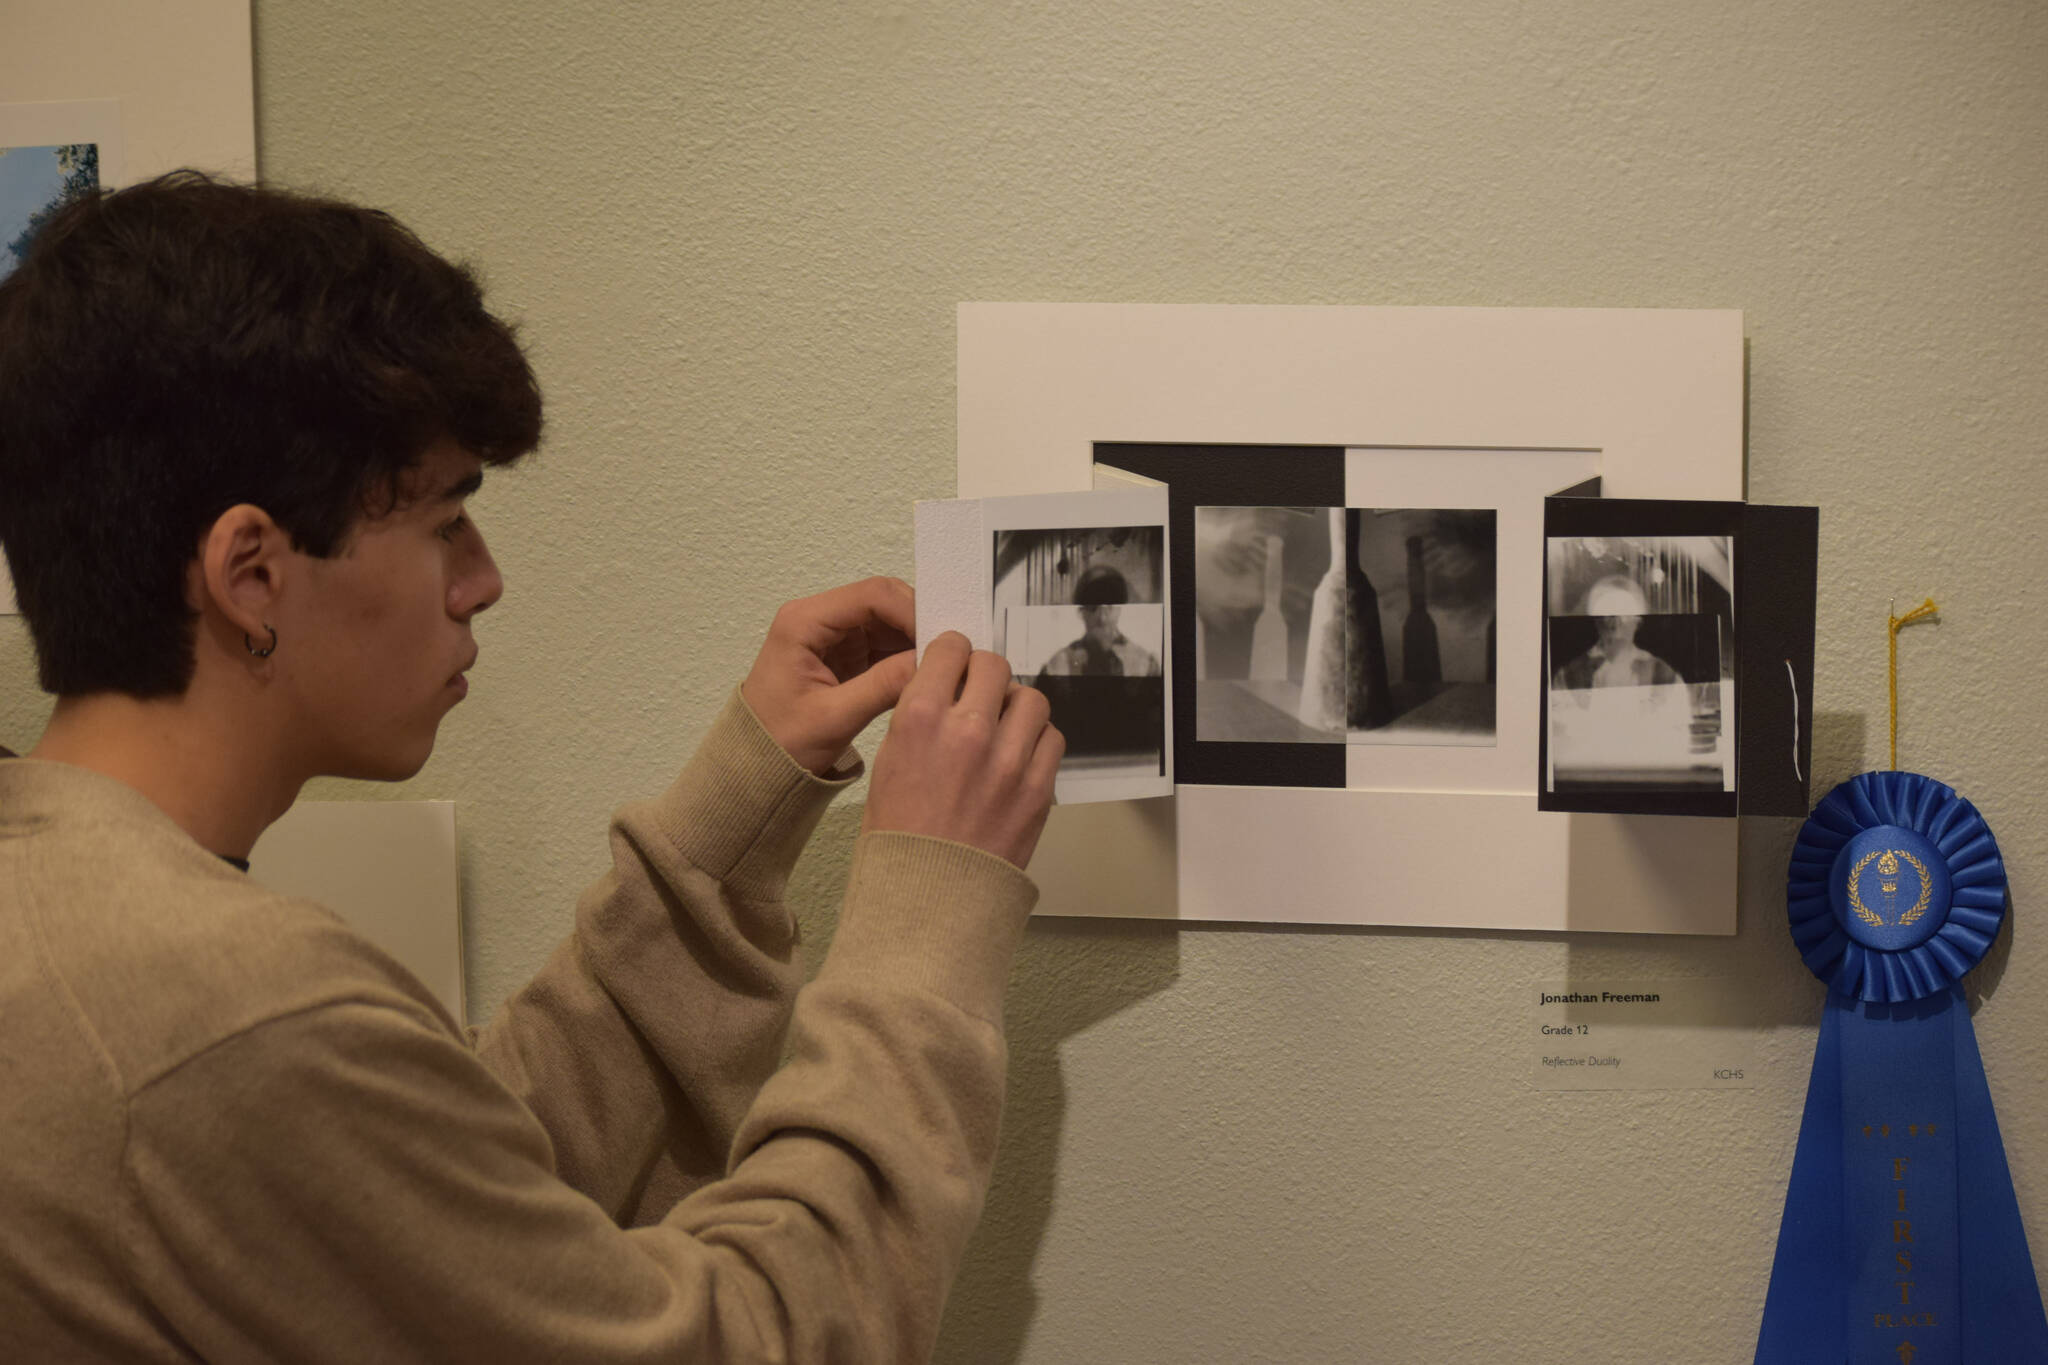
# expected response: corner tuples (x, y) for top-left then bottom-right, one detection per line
(652, 690), (859, 894)
(738, 678), (854, 777)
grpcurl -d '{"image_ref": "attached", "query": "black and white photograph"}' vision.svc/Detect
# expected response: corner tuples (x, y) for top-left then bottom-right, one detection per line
(1192, 506), (1348, 743)
(1346, 508), (1497, 746)
(993, 525), (1166, 778)
(1544, 533), (1735, 797)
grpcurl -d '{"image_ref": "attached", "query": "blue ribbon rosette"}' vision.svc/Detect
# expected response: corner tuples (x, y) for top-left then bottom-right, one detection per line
(1756, 770), (2048, 1362)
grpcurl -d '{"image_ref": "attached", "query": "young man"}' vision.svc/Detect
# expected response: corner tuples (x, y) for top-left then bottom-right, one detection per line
(1033, 565), (1163, 679)
(0, 173), (1060, 1361)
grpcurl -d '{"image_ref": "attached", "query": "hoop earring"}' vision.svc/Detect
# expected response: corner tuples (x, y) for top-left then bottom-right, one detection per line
(244, 624), (278, 659)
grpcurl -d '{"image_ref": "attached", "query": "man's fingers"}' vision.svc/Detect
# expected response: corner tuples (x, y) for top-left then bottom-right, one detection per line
(820, 627), (913, 682)
(1002, 722), (1065, 867)
(863, 637), (1066, 868)
(1026, 719), (1066, 793)
(991, 684), (1052, 770)
(786, 576), (915, 644)
(861, 622), (917, 659)
(902, 631), (971, 707)
(822, 648), (917, 732)
(957, 648), (1012, 718)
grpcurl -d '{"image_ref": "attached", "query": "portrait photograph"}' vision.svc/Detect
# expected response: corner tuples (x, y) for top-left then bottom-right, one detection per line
(992, 525), (1166, 779)
(1543, 532), (1735, 799)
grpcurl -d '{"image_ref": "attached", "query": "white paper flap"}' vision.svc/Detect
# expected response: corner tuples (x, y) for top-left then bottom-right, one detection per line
(913, 498), (992, 656)
(247, 800), (466, 1024)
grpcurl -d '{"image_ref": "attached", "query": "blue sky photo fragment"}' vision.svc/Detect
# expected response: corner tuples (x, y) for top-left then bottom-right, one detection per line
(1, 142), (99, 278)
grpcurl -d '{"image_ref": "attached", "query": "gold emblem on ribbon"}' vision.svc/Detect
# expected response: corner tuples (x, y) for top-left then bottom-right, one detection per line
(1848, 848), (1933, 929)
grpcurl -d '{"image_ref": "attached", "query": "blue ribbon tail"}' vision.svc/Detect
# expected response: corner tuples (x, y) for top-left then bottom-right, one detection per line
(1755, 992), (1846, 1363)
(1954, 996), (2048, 1353)
(1756, 987), (2048, 1363)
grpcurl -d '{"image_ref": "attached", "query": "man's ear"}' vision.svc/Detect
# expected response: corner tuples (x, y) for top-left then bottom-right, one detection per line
(192, 504), (289, 641)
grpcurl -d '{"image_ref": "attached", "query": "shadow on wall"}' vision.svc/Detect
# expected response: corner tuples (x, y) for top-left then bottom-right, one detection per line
(1552, 709), (2009, 1028)
(934, 914), (1180, 1365)
(786, 804), (1182, 1365)
(1551, 711), (1876, 1030)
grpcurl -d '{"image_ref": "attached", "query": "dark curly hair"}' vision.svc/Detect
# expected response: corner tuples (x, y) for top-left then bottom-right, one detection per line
(0, 171), (543, 697)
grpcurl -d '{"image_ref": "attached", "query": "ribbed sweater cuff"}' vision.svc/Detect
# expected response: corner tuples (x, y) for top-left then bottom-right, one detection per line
(650, 690), (858, 898)
(818, 833), (1039, 1027)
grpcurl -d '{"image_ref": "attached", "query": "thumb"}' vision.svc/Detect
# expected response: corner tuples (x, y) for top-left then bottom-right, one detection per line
(819, 648), (918, 734)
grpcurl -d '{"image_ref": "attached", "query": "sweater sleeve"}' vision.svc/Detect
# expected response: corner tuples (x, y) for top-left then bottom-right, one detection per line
(121, 834), (1037, 1364)
(471, 689), (851, 1221)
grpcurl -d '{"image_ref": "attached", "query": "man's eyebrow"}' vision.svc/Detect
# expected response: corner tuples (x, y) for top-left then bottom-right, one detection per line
(436, 470), (485, 503)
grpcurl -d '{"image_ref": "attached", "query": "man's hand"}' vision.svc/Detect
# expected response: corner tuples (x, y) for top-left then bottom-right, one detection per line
(741, 577), (918, 776)
(863, 633), (1063, 869)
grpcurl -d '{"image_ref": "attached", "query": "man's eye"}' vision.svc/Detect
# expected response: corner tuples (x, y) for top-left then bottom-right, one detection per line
(437, 513), (469, 542)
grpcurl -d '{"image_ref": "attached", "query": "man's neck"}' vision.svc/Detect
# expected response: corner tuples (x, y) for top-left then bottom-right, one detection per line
(30, 691), (304, 860)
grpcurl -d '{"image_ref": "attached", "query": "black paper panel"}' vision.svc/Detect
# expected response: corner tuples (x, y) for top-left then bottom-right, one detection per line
(1093, 443), (1348, 789)
(1734, 503), (1820, 817)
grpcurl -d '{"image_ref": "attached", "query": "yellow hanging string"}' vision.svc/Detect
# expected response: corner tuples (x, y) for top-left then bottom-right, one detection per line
(1887, 597), (1939, 769)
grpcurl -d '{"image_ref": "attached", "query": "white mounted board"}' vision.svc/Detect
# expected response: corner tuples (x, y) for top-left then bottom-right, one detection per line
(958, 303), (1744, 934)
(248, 800), (467, 1024)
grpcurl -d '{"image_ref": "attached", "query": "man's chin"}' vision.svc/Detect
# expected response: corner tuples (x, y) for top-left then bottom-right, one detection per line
(331, 738), (437, 784)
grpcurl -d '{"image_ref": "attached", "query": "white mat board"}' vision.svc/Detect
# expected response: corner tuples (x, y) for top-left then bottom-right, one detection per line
(248, 800), (467, 1024)
(958, 303), (1744, 934)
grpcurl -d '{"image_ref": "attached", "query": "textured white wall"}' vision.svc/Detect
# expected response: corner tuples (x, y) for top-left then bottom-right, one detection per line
(4, 2), (2044, 1360)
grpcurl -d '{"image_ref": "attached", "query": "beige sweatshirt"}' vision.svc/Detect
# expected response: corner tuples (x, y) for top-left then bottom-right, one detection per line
(0, 693), (1036, 1363)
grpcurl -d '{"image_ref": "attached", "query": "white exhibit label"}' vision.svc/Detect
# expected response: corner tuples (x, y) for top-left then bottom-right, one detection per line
(1530, 980), (1760, 1091)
